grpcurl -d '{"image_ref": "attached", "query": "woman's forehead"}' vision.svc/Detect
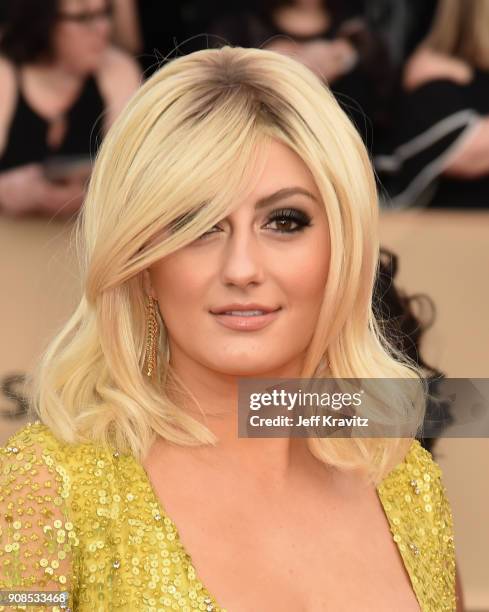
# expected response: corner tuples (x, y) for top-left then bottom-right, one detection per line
(59, 0), (107, 11)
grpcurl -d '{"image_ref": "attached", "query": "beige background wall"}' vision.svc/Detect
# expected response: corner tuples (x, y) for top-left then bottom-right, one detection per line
(1, 210), (488, 610)
(380, 210), (489, 612)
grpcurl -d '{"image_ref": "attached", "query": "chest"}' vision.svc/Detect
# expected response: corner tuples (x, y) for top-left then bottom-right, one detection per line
(140, 466), (421, 612)
(1, 71), (105, 168)
(19, 69), (86, 120)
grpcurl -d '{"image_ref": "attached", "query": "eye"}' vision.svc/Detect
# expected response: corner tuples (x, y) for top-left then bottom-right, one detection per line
(194, 207), (312, 240)
(196, 225), (222, 240)
(266, 208), (312, 233)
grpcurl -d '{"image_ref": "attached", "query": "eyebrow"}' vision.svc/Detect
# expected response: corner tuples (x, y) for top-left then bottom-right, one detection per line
(255, 187), (319, 210)
(167, 187), (319, 233)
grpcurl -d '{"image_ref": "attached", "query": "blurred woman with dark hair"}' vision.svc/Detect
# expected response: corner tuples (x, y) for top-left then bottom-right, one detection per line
(0, 0), (141, 217)
(375, 0), (489, 209)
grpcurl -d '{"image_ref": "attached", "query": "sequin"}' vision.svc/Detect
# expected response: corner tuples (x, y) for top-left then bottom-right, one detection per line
(0, 422), (456, 611)
(378, 439), (456, 611)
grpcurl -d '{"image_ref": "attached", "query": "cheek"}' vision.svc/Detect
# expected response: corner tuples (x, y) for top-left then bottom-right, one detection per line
(150, 255), (209, 315)
(291, 256), (329, 295)
(52, 27), (106, 70)
(54, 34), (82, 65)
(279, 237), (330, 306)
(51, 26), (76, 55)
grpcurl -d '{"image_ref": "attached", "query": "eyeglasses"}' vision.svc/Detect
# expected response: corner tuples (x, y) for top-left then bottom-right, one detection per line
(57, 5), (113, 25)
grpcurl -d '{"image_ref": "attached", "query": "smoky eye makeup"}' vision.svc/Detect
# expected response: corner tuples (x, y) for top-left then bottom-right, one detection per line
(194, 205), (313, 240)
(265, 207), (313, 233)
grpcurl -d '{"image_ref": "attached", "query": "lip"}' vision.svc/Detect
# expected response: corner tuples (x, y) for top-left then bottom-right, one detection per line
(210, 307), (282, 331)
(210, 303), (280, 314)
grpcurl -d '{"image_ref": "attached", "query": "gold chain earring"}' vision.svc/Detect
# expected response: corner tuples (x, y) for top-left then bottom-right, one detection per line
(144, 295), (159, 377)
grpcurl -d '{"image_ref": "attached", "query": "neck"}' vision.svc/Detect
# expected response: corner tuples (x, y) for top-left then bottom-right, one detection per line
(28, 59), (83, 92)
(163, 348), (319, 489)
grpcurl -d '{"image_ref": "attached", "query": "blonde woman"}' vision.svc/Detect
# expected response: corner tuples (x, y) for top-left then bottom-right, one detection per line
(375, 0), (489, 209)
(0, 46), (459, 611)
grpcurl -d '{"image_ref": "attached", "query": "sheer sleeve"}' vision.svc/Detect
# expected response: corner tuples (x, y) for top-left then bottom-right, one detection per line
(0, 427), (80, 611)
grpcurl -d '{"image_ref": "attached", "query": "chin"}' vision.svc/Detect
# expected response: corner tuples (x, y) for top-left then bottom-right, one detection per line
(210, 358), (286, 378)
(77, 56), (102, 74)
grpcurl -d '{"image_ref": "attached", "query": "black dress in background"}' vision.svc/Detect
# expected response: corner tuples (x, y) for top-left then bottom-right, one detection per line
(375, 70), (489, 209)
(0, 73), (105, 171)
(207, 7), (393, 153)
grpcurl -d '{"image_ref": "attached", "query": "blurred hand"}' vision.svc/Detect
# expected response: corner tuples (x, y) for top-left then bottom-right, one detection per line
(37, 178), (86, 217)
(0, 163), (85, 218)
(300, 39), (358, 82)
(264, 38), (299, 56)
(337, 17), (366, 38)
(265, 37), (358, 82)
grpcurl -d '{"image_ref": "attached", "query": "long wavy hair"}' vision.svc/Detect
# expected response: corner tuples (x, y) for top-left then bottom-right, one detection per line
(424, 0), (489, 69)
(30, 46), (427, 484)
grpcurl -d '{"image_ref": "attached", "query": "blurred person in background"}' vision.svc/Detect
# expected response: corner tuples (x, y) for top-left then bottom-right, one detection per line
(109, 0), (143, 57)
(208, 0), (394, 151)
(361, 0), (437, 70)
(375, 0), (489, 209)
(0, 0), (141, 218)
(104, 1), (189, 76)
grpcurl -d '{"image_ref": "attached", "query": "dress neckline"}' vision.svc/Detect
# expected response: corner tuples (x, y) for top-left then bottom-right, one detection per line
(16, 69), (95, 125)
(130, 439), (423, 612)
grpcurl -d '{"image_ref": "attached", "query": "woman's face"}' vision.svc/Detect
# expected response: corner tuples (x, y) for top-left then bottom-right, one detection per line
(147, 139), (331, 377)
(51, 0), (112, 73)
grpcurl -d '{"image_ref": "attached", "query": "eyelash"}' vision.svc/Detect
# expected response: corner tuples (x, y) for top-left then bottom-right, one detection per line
(197, 207), (312, 239)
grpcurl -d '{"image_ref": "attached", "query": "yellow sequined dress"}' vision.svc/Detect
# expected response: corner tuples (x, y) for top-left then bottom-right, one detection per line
(0, 422), (456, 611)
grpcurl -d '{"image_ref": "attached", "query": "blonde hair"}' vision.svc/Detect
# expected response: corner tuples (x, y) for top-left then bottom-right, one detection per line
(424, 0), (489, 69)
(31, 46), (427, 485)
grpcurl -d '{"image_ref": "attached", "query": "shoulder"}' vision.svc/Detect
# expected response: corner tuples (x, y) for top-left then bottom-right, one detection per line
(1, 420), (67, 464)
(2, 420), (89, 463)
(403, 47), (473, 92)
(399, 437), (442, 476)
(0, 55), (16, 90)
(378, 438), (448, 506)
(1, 421), (119, 501)
(378, 439), (456, 607)
(0, 55), (17, 149)
(95, 45), (142, 129)
(1, 420), (126, 533)
(0, 422), (83, 592)
(0, 420), (82, 513)
(97, 44), (141, 94)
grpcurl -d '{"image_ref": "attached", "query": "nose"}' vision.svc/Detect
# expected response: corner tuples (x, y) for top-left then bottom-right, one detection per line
(220, 231), (265, 289)
(93, 18), (111, 39)
(88, 12), (112, 38)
